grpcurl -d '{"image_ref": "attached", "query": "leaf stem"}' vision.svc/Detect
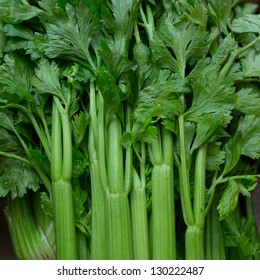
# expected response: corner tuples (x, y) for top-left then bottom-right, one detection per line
(97, 92), (109, 193)
(194, 143), (207, 228)
(107, 115), (124, 193)
(28, 110), (51, 161)
(124, 105), (133, 194)
(220, 35), (260, 78)
(178, 114), (194, 226)
(0, 151), (30, 164)
(185, 143), (208, 260)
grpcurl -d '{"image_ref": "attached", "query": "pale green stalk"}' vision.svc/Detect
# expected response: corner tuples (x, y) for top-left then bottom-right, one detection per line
(178, 114), (194, 227)
(51, 100), (76, 260)
(185, 143), (208, 259)
(106, 115), (131, 259)
(4, 195), (56, 260)
(205, 195), (226, 260)
(131, 166), (150, 259)
(89, 123), (107, 259)
(150, 127), (176, 259)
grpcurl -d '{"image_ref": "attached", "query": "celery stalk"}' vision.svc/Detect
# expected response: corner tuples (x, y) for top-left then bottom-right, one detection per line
(89, 84), (107, 259)
(106, 116), (131, 259)
(150, 128), (176, 259)
(107, 192), (131, 259)
(4, 195), (56, 260)
(89, 124), (107, 259)
(205, 196), (226, 260)
(51, 100), (76, 260)
(131, 168), (150, 259)
(185, 144), (207, 259)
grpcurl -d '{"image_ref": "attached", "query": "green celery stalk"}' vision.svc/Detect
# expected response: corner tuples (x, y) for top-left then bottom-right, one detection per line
(90, 90), (132, 259)
(89, 123), (107, 259)
(4, 195), (56, 260)
(107, 192), (131, 259)
(178, 114), (209, 259)
(131, 167), (150, 259)
(51, 100), (76, 260)
(185, 143), (208, 259)
(178, 114), (194, 228)
(76, 229), (88, 260)
(88, 84), (107, 259)
(32, 192), (55, 251)
(205, 195), (226, 260)
(150, 127), (176, 259)
(106, 115), (131, 259)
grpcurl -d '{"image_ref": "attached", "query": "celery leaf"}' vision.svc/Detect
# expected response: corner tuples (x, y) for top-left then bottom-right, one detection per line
(0, 157), (40, 198)
(0, 54), (33, 103)
(235, 88), (260, 116)
(154, 16), (210, 76)
(240, 51), (260, 78)
(43, 2), (100, 68)
(0, 21), (6, 58)
(0, 0), (42, 24)
(72, 112), (90, 150)
(237, 115), (260, 159)
(206, 142), (226, 171)
(32, 59), (63, 100)
(231, 14), (260, 34)
(218, 178), (240, 219)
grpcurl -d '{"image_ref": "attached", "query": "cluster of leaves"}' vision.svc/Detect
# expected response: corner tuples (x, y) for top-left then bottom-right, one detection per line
(0, 0), (260, 259)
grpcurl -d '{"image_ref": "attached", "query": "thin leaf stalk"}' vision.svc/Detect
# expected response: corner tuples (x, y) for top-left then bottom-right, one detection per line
(178, 114), (194, 226)
(124, 105), (133, 194)
(194, 143), (208, 227)
(60, 111), (72, 182)
(0, 151), (30, 164)
(107, 115), (124, 194)
(185, 143), (208, 260)
(140, 3), (154, 41)
(51, 102), (62, 181)
(29, 111), (51, 161)
(97, 92), (109, 193)
(220, 35), (260, 79)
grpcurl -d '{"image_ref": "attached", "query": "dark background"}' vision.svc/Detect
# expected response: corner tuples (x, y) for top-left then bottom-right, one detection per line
(0, 198), (16, 259)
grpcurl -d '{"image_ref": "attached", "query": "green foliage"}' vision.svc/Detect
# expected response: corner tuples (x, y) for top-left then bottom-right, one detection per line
(43, 2), (100, 68)
(218, 178), (256, 220)
(0, 157), (40, 198)
(231, 14), (260, 34)
(0, 54), (33, 103)
(32, 59), (63, 99)
(0, 0), (42, 24)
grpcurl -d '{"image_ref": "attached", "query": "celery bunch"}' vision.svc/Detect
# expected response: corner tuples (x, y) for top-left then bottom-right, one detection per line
(0, 0), (260, 260)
